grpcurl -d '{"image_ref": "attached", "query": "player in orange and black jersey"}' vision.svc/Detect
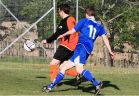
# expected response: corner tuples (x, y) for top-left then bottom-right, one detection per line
(41, 4), (80, 85)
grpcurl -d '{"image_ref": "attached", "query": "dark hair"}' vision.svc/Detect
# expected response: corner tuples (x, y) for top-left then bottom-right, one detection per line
(85, 6), (95, 16)
(58, 4), (70, 14)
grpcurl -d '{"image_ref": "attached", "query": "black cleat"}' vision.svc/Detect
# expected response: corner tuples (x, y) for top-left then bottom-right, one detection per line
(42, 86), (51, 93)
(93, 82), (103, 95)
(74, 74), (82, 86)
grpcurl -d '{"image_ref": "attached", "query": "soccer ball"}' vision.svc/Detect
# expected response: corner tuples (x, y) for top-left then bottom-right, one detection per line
(24, 40), (36, 52)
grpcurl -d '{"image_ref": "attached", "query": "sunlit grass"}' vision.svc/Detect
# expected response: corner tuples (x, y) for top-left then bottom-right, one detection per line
(0, 61), (139, 95)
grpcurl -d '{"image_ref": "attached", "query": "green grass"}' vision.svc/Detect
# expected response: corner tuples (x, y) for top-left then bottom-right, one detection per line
(0, 61), (139, 95)
(0, 56), (50, 64)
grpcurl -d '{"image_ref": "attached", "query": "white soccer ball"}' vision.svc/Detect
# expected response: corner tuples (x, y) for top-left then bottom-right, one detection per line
(24, 40), (36, 52)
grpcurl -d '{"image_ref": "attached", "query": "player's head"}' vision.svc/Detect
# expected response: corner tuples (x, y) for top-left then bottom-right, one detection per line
(85, 6), (95, 17)
(58, 4), (70, 18)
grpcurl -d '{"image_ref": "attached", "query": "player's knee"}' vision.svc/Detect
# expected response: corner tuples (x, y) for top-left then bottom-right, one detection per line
(59, 65), (63, 70)
(61, 66), (67, 71)
(50, 59), (60, 65)
(50, 63), (57, 66)
(76, 64), (84, 74)
(59, 61), (67, 70)
(76, 69), (83, 74)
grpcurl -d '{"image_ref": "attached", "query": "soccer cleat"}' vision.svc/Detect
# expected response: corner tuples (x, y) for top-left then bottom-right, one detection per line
(93, 82), (103, 95)
(74, 74), (82, 86)
(42, 86), (51, 93)
(42, 83), (53, 93)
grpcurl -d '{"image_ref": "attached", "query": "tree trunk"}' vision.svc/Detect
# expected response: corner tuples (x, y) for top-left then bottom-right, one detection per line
(99, 17), (113, 67)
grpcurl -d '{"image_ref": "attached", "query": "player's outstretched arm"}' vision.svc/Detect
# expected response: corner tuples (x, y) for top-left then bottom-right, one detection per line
(58, 29), (76, 39)
(102, 34), (115, 59)
(41, 29), (63, 44)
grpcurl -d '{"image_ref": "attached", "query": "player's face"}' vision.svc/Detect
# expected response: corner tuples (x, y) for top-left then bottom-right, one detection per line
(85, 13), (89, 18)
(58, 9), (63, 18)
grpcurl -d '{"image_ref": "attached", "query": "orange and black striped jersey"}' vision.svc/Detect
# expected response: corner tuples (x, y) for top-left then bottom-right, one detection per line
(46, 16), (78, 51)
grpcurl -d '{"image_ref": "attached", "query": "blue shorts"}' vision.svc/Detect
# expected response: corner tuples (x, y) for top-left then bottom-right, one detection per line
(70, 44), (89, 65)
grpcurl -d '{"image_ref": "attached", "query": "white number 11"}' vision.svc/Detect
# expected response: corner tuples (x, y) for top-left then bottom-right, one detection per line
(88, 25), (96, 39)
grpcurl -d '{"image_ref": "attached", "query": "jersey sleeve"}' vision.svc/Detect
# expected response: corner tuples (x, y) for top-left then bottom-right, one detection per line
(67, 16), (76, 30)
(98, 25), (107, 36)
(46, 31), (61, 43)
(74, 18), (86, 32)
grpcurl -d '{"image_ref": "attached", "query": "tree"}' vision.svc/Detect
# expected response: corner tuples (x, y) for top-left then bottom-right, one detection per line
(77, 0), (139, 66)
(20, 0), (53, 39)
(1, 0), (138, 66)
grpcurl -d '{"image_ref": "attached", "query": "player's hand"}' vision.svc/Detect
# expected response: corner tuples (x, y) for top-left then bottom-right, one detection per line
(41, 39), (47, 44)
(57, 35), (63, 39)
(109, 51), (115, 59)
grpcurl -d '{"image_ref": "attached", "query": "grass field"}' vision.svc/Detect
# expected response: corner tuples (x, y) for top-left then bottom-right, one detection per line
(0, 61), (139, 95)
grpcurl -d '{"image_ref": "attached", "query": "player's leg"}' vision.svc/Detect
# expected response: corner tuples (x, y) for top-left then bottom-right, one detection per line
(59, 46), (81, 85)
(76, 64), (100, 86)
(49, 59), (60, 82)
(65, 68), (78, 76)
(52, 61), (75, 85)
(59, 61), (75, 74)
(49, 46), (66, 82)
(59, 46), (78, 77)
(43, 61), (75, 92)
(76, 64), (102, 95)
(72, 44), (102, 95)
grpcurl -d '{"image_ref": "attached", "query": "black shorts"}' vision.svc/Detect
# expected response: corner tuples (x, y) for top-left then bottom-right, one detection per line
(53, 45), (73, 62)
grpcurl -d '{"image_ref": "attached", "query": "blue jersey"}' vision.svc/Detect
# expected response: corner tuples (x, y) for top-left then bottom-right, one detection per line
(74, 17), (106, 54)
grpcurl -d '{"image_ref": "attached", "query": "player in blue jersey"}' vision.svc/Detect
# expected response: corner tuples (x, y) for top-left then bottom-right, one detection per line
(43, 6), (114, 95)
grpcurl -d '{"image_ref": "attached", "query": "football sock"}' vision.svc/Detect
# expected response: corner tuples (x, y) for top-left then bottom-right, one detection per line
(51, 72), (64, 88)
(81, 69), (99, 86)
(49, 65), (58, 82)
(65, 68), (78, 77)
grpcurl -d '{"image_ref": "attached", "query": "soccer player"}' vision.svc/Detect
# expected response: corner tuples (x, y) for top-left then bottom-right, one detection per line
(41, 4), (80, 84)
(43, 6), (114, 95)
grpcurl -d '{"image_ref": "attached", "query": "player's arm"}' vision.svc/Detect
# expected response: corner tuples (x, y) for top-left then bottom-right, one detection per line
(46, 31), (62, 43)
(58, 29), (76, 39)
(42, 17), (76, 44)
(58, 18), (85, 39)
(41, 30), (62, 44)
(102, 34), (114, 59)
(41, 33), (59, 44)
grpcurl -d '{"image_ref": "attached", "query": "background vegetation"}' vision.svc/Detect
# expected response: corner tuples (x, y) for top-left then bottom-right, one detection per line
(1, 0), (139, 51)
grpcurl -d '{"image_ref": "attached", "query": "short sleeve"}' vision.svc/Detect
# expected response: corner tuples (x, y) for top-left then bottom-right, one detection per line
(98, 25), (107, 36)
(74, 18), (86, 32)
(67, 16), (76, 30)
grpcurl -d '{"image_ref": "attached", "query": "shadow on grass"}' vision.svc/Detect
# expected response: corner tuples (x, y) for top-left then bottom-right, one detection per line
(50, 83), (104, 95)
(36, 76), (47, 79)
(56, 78), (120, 95)
(101, 81), (120, 90)
(57, 78), (77, 86)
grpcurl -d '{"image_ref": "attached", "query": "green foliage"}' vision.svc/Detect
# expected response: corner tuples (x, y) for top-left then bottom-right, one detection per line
(70, 0), (139, 51)
(112, 7), (139, 50)
(20, 0), (52, 22)
(87, 0), (139, 51)
(1, 0), (139, 51)
(19, 0), (54, 39)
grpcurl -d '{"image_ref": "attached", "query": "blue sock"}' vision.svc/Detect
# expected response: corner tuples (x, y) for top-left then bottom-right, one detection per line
(48, 72), (64, 89)
(81, 69), (99, 86)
